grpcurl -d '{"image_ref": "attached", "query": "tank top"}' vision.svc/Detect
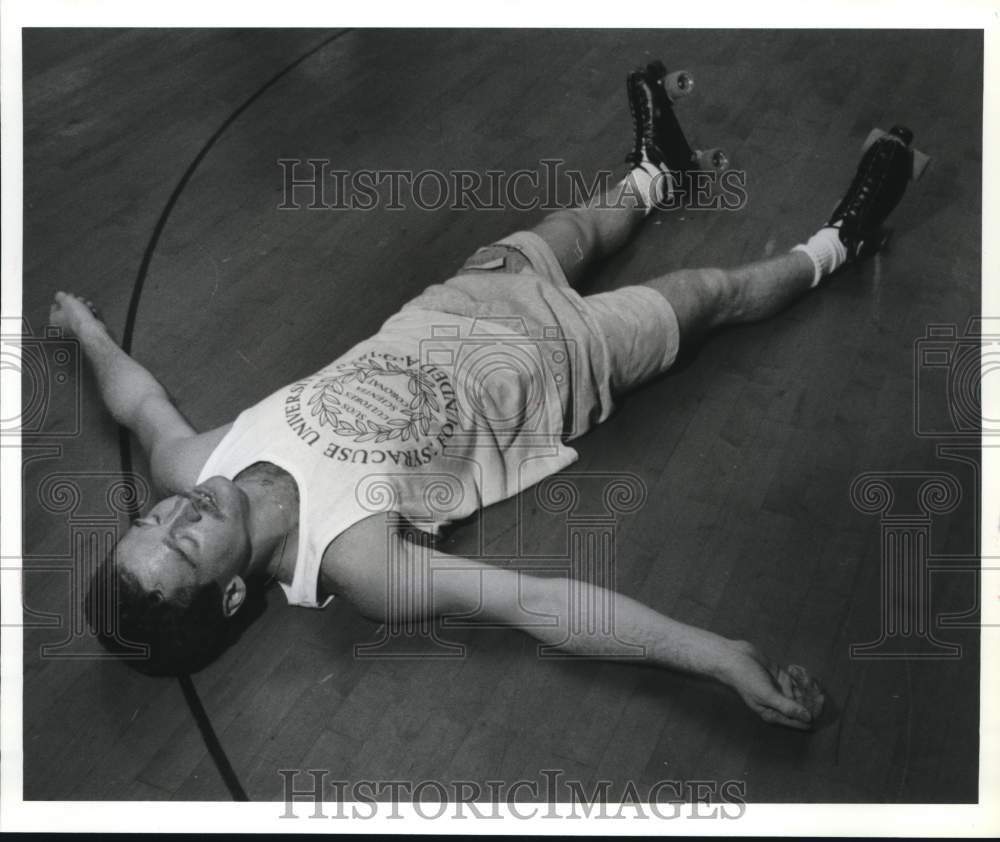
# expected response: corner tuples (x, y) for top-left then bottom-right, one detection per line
(196, 307), (578, 607)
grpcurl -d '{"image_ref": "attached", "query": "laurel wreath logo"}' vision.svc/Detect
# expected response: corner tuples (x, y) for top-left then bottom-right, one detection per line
(307, 357), (441, 444)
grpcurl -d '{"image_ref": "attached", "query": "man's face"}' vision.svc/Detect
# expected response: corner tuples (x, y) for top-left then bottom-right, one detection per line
(116, 476), (252, 599)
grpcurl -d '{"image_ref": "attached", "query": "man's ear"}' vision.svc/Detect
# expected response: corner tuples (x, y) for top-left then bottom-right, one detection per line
(221, 575), (247, 618)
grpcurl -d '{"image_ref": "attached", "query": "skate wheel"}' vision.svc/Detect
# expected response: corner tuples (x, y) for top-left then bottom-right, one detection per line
(663, 70), (694, 100)
(694, 147), (729, 171)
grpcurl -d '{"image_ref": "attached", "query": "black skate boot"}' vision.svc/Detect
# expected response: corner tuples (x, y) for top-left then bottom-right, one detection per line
(626, 60), (728, 192)
(826, 125), (918, 260)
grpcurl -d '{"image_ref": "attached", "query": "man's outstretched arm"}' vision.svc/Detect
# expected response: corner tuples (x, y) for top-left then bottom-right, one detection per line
(328, 518), (824, 730)
(49, 292), (199, 487)
(431, 550), (820, 730)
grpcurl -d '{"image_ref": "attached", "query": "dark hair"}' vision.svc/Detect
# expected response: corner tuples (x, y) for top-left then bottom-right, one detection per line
(85, 554), (267, 676)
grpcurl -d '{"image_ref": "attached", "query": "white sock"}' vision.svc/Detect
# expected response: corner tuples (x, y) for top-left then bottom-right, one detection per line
(791, 225), (848, 287)
(621, 158), (673, 215)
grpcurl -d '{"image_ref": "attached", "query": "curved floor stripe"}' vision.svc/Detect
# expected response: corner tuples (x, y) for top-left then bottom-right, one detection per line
(116, 29), (353, 802)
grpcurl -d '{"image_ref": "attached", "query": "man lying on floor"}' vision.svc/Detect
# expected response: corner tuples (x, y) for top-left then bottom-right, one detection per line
(55, 60), (920, 730)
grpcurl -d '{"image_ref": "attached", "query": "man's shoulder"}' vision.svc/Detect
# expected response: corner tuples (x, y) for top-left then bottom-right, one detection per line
(150, 423), (233, 493)
(318, 513), (399, 614)
(320, 513), (389, 579)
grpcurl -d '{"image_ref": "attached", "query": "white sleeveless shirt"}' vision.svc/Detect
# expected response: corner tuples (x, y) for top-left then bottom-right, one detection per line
(197, 307), (578, 607)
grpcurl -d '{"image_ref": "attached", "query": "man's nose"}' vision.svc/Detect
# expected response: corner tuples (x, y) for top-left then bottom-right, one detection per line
(164, 494), (201, 525)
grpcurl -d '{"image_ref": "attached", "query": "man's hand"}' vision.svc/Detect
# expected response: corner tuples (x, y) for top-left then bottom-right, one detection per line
(718, 639), (824, 730)
(49, 291), (108, 340)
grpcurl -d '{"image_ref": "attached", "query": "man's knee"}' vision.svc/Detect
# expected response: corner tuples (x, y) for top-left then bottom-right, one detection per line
(692, 267), (732, 323)
(532, 209), (599, 276)
(644, 267), (732, 341)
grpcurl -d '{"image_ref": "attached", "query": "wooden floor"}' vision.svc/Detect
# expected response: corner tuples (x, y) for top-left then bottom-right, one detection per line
(20, 29), (983, 803)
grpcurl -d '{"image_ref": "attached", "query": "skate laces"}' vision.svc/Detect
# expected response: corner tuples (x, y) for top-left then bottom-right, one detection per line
(626, 73), (656, 166)
(839, 141), (895, 227)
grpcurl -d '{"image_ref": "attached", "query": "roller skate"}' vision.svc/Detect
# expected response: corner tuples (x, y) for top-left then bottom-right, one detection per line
(625, 59), (728, 181)
(826, 125), (930, 260)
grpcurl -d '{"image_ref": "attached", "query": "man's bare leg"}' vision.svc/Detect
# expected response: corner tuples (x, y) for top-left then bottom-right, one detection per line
(531, 174), (648, 287)
(530, 123), (918, 346)
(639, 251), (816, 345)
(528, 174), (817, 344)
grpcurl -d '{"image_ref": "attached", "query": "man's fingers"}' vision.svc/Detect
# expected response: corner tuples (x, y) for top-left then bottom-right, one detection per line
(765, 689), (813, 725)
(772, 662), (825, 721)
(788, 664), (825, 720)
(747, 697), (812, 730)
(759, 705), (812, 731)
(732, 646), (825, 729)
(775, 668), (795, 699)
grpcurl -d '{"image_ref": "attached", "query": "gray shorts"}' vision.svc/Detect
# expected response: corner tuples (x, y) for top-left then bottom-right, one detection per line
(402, 230), (680, 438)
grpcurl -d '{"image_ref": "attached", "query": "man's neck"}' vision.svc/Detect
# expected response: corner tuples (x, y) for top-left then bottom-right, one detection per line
(233, 462), (299, 580)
